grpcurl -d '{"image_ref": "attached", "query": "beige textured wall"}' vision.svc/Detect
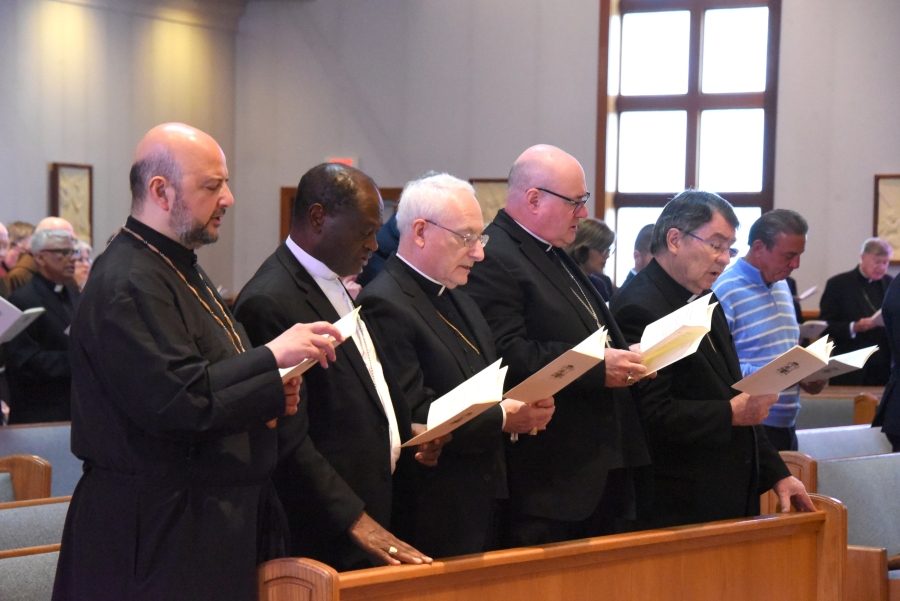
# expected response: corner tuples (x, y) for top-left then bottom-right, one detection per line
(0, 0), (237, 289)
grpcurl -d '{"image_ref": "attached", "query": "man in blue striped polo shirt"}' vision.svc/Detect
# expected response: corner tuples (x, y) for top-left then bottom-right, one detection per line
(712, 210), (826, 451)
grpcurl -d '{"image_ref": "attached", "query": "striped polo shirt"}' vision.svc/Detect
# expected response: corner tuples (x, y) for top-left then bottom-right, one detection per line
(712, 258), (801, 428)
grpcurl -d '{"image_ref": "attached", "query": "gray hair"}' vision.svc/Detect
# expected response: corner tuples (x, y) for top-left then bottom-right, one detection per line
(74, 238), (93, 258)
(861, 237), (893, 256)
(748, 209), (809, 249)
(651, 190), (739, 255)
(30, 229), (74, 253)
(396, 173), (476, 237)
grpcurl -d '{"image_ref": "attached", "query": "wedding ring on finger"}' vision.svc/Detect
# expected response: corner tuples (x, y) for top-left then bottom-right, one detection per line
(388, 546), (399, 556)
(626, 372), (636, 385)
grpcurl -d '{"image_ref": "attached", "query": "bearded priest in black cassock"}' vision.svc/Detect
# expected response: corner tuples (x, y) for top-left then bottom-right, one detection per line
(52, 124), (341, 601)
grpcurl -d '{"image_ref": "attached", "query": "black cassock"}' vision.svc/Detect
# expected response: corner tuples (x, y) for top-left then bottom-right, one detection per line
(52, 217), (288, 601)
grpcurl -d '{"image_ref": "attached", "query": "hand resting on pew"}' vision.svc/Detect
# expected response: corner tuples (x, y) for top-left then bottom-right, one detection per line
(349, 511), (433, 567)
(772, 475), (815, 513)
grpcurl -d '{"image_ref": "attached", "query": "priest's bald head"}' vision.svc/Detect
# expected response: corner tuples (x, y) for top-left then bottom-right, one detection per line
(129, 123), (233, 249)
(290, 163), (383, 278)
(505, 144), (590, 248)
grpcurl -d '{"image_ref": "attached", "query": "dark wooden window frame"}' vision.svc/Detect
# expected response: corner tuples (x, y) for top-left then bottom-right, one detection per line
(596, 0), (781, 214)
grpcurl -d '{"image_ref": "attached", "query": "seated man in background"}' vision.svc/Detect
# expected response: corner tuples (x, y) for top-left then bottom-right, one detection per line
(8, 217), (75, 292)
(611, 190), (813, 527)
(358, 173), (554, 558)
(565, 217), (616, 302)
(234, 163), (439, 571)
(4, 228), (79, 423)
(619, 223), (654, 290)
(819, 237), (893, 386)
(712, 209), (825, 452)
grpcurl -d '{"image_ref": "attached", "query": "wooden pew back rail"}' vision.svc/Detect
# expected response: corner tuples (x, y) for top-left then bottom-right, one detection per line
(260, 495), (845, 601)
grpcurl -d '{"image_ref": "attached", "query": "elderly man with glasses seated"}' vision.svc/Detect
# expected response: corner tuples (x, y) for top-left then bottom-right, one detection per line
(610, 190), (813, 528)
(463, 145), (651, 545)
(3, 228), (80, 423)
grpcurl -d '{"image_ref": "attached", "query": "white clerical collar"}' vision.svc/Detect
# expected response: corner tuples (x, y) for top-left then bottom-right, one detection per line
(396, 253), (446, 296)
(511, 217), (553, 251)
(285, 236), (339, 281)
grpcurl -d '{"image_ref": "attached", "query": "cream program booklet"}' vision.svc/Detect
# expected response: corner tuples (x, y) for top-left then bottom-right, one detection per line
(402, 360), (507, 447)
(734, 336), (834, 395)
(801, 345), (879, 382)
(503, 328), (607, 403)
(0, 295), (44, 344)
(640, 293), (716, 374)
(279, 307), (360, 383)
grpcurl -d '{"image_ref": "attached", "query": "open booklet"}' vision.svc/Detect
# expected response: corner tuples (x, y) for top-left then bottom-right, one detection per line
(278, 307), (360, 383)
(733, 336), (834, 395)
(402, 360), (508, 447)
(0, 296), (44, 343)
(640, 293), (717, 374)
(801, 345), (879, 382)
(403, 327), (611, 446)
(503, 328), (607, 403)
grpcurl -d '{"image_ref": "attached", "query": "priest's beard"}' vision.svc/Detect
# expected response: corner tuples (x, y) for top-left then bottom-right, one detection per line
(170, 189), (221, 249)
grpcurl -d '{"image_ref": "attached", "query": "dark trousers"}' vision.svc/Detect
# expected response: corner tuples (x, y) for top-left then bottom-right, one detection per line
(505, 468), (633, 547)
(762, 425), (798, 452)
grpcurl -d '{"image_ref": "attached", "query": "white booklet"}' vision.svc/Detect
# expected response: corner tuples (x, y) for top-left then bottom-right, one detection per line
(278, 307), (360, 383)
(872, 309), (885, 327)
(503, 328), (607, 404)
(801, 345), (879, 382)
(734, 336), (834, 395)
(402, 360), (507, 446)
(640, 293), (717, 374)
(0, 296), (44, 344)
(799, 320), (828, 340)
(794, 285), (817, 301)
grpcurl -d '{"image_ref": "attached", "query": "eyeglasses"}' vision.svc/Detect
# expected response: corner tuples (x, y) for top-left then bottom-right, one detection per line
(40, 248), (78, 258)
(683, 231), (738, 258)
(536, 188), (590, 212)
(425, 220), (489, 248)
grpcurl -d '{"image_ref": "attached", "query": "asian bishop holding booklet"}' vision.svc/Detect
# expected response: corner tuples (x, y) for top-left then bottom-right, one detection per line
(359, 173), (554, 558)
(463, 145), (651, 544)
(610, 190), (813, 528)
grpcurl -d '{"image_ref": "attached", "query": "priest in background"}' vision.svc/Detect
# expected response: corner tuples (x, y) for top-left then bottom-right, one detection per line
(819, 237), (893, 386)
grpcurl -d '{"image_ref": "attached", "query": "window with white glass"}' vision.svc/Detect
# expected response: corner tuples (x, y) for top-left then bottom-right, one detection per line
(598, 1), (781, 284)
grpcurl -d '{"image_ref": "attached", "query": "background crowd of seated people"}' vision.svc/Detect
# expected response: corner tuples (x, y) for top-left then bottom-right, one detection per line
(0, 217), (92, 425)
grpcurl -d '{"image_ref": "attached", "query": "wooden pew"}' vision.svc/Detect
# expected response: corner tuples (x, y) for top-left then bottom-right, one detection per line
(0, 545), (61, 601)
(796, 424), (893, 460)
(772, 452), (900, 601)
(0, 422), (82, 496)
(0, 496), (71, 559)
(797, 387), (883, 429)
(259, 495), (845, 601)
(0, 454), (51, 501)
